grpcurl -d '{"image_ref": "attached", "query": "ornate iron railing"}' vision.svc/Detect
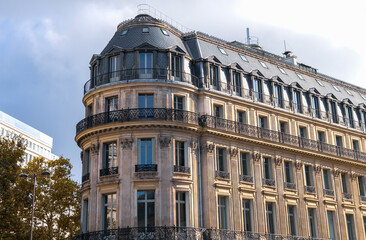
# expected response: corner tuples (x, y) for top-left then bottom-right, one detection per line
(361, 196), (366, 202)
(71, 227), (328, 240)
(76, 108), (199, 135)
(215, 170), (230, 179)
(284, 182), (296, 190)
(343, 193), (353, 200)
(82, 173), (90, 182)
(100, 167), (118, 177)
(324, 189), (334, 196)
(262, 178), (276, 187)
(199, 115), (366, 162)
(239, 174), (253, 183)
(305, 186), (316, 194)
(135, 164), (158, 172)
(174, 165), (191, 174)
(84, 68), (200, 94)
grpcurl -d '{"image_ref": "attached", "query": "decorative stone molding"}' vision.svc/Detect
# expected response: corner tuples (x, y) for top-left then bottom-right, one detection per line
(333, 168), (340, 177)
(295, 160), (303, 170)
(274, 156), (282, 166)
(351, 171), (358, 181)
(159, 135), (172, 148)
(191, 140), (198, 154)
(91, 141), (100, 155)
(253, 152), (261, 162)
(229, 147), (239, 158)
(314, 164), (322, 174)
(202, 142), (215, 153)
(120, 137), (133, 150)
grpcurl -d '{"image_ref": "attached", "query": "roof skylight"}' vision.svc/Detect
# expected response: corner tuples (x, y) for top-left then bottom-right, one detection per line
(296, 73), (304, 80)
(259, 60), (268, 69)
(239, 53), (248, 62)
(161, 28), (169, 36)
(315, 79), (324, 87)
(361, 94), (366, 101)
(121, 29), (128, 35)
(345, 89), (353, 96)
(332, 85), (340, 92)
(218, 46), (227, 55)
(278, 66), (286, 74)
(142, 27), (149, 33)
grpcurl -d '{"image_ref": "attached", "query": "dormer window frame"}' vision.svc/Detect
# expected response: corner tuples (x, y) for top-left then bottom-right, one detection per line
(345, 88), (353, 96)
(295, 72), (304, 80)
(258, 60), (268, 69)
(315, 79), (324, 87)
(121, 29), (128, 36)
(210, 63), (220, 90)
(142, 27), (149, 33)
(293, 88), (303, 114)
(332, 85), (341, 92)
(239, 53), (248, 62)
(277, 66), (287, 75)
(218, 46), (228, 55)
(161, 28), (169, 36)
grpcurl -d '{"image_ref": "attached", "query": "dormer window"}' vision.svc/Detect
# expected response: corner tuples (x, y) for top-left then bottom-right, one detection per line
(296, 73), (304, 80)
(218, 46), (227, 55)
(332, 85), (340, 92)
(315, 79), (324, 87)
(142, 27), (149, 33)
(345, 89), (353, 96)
(161, 28), (169, 36)
(121, 29), (128, 36)
(361, 94), (366, 100)
(239, 53), (248, 62)
(259, 60), (268, 69)
(278, 66), (286, 74)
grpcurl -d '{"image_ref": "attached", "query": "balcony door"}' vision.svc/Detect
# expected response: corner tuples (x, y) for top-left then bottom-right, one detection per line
(139, 53), (153, 78)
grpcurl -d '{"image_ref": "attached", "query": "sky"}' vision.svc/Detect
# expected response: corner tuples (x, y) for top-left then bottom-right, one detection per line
(1, 0), (365, 181)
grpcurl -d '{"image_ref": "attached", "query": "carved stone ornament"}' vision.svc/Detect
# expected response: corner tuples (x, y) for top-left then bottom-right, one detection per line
(91, 141), (100, 155)
(275, 156), (282, 166)
(202, 142), (215, 153)
(351, 171), (358, 181)
(120, 137), (133, 150)
(333, 168), (340, 177)
(191, 140), (198, 154)
(314, 164), (322, 174)
(159, 135), (172, 148)
(229, 147), (239, 158)
(295, 160), (303, 170)
(253, 152), (261, 162)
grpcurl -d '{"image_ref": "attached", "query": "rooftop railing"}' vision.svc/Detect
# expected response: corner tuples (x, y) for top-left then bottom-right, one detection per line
(84, 68), (200, 94)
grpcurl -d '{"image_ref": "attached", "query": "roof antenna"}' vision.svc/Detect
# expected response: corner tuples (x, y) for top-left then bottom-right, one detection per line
(284, 40), (287, 52)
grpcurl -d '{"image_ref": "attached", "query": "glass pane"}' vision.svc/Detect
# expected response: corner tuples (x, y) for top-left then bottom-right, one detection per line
(146, 95), (154, 108)
(327, 211), (336, 240)
(139, 54), (146, 69)
(137, 191), (145, 201)
(138, 95), (145, 108)
(146, 54), (152, 72)
(137, 202), (145, 227)
(147, 191), (155, 200)
(147, 202), (155, 227)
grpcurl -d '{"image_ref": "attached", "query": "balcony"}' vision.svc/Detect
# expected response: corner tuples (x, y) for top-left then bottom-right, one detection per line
(262, 178), (275, 187)
(343, 193), (353, 200)
(135, 164), (158, 172)
(100, 167), (118, 177)
(215, 170), (230, 179)
(284, 182), (296, 190)
(324, 189), (335, 196)
(82, 173), (90, 182)
(305, 185), (316, 194)
(71, 227), (328, 240)
(239, 174), (253, 183)
(174, 165), (191, 174)
(76, 108), (199, 135)
(84, 68), (200, 94)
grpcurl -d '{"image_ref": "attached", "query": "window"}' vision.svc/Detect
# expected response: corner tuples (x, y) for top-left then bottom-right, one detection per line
(280, 121), (287, 133)
(311, 96), (320, 118)
(327, 211), (336, 240)
(210, 65), (219, 88)
(332, 85), (340, 92)
(266, 203), (276, 233)
(345, 89), (353, 96)
(216, 148), (226, 172)
(323, 169), (332, 190)
(174, 96), (184, 110)
(242, 199), (252, 231)
(336, 136), (343, 149)
(358, 176), (366, 197)
(293, 90), (302, 113)
(175, 141), (185, 167)
(109, 56), (119, 81)
(83, 149), (90, 177)
(161, 28), (169, 36)
(142, 27), (149, 33)
(214, 105), (223, 118)
(288, 206), (297, 236)
(361, 94), (366, 101)
(138, 94), (154, 109)
(284, 161), (293, 183)
(315, 79), (324, 87)
(137, 190), (155, 227)
(353, 140), (360, 151)
(318, 131), (325, 143)
(341, 173), (348, 194)
(346, 214), (355, 240)
(308, 208), (317, 237)
(239, 53), (248, 62)
(240, 152), (250, 176)
(330, 102), (338, 123)
(101, 193), (117, 230)
(82, 199), (89, 233)
(296, 72), (304, 80)
(121, 29), (128, 35)
(253, 78), (263, 102)
(278, 66), (286, 74)
(87, 104), (93, 117)
(274, 84), (283, 108)
(103, 142), (117, 169)
(218, 46), (227, 55)
(139, 53), (153, 78)
(305, 165), (314, 187)
(233, 71), (241, 95)
(263, 157), (273, 180)
(299, 126), (307, 138)
(138, 138), (155, 165)
(259, 60), (268, 69)
(218, 196), (228, 229)
(363, 216), (366, 239)
(176, 192), (187, 227)
(171, 54), (181, 79)
(346, 106), (354, 128)
(237, 111), (246, 123)
(258, 116), (267, 129)
(105, 96), (118, 112)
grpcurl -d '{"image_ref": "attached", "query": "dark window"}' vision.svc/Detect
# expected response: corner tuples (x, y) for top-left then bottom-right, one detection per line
(323, 169), (332, 190)
(103, 142), (117, 169)
(214, 105), (223, 118)
(308, 208), (317, 237)
(330, 102), (338, 123)
(241, 152), (249, 176)
(336, 136), (343, 147)
(359, 176), (366, 196)
(242, 199), (252, 231)
(175, 141), (185, 167)
(137, 190), (155, 227)
(210, 65), (219, 88)
(218, 196), (228, 229)
(82, 199), (89, 233)
(176, 192), (186, 227)
(102, 193), (117, 230)
(284, 161), (293, 183)
(138, 138), (154, 164)
(280, 122), (287, 133)
(299, 127), (307, 138)
(327, 211), (336, 240)
(171, 55), (181, 79)
(237, 111), (246, 123)
(288, 205), (296, 236)
(174, 96), (184, 110)
(266, 203), (275, 233)
(259, 116), (267, 129)
(318, 131), (325, 143)
(311, 96), (320, 118)
(346, 214), (355, 240)
(293, 90), (302, 113)
(274, 85), (283, 108)
(105, 97), (118, 112)
(305, 165), (313, 186)
(138, 94), (154, 108)
(139, 53), (153, 78)
(253, 78), (262, 102)
(83, 149), (90, 176)
(353, 140), (359, 151)
(341, 173), (348, 193)
(233, 72), (241, 95)
(346, 106), (354, 128)
(263, 157), (273, 180)
(216, 148), (226, 172)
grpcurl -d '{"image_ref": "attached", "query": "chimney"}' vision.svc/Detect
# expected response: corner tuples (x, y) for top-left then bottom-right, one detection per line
(283, 51), (297, 65)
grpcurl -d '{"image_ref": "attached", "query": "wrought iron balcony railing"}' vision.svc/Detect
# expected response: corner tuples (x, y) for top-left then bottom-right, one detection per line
(239, 174), (253, 183)
(84, 68), (200, 94)
(174, 165), (191, 174)
(262, 178), (276, 187)
(82, 173), (90, 182)
(361, 195), (366, 202)
(284, 182), (296, 190)
(135, 164), (158, 172)
(324, 189), (335, 196)
(343, 193), (353, 200)
(305, 186), (316, 194)
(71, 227), (329, 240)
(100, 167), (118, 177)
(215, 170), (230, 179)
(76, 108), (199, 135)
